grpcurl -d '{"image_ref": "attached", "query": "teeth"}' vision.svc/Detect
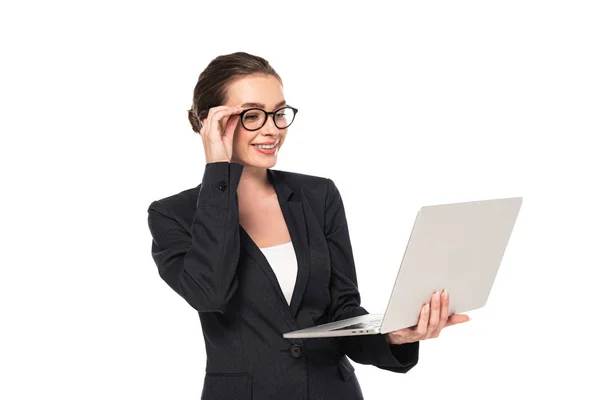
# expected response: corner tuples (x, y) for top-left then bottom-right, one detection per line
(255, 144), (276, 149)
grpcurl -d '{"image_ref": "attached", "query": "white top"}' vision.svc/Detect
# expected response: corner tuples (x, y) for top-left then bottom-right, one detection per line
(258, 241), (297, 305)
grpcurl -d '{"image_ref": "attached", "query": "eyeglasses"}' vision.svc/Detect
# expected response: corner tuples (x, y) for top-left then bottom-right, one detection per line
(238, 106), (298, 131)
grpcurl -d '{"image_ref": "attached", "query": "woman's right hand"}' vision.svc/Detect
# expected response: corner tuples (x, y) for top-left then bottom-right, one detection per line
(199, 105), (245, 163)
(384, 290), (471, 345)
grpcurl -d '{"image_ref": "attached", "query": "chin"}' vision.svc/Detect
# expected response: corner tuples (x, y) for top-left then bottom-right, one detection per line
(234, 155), (277, 169)
(253, 157), (277, 168)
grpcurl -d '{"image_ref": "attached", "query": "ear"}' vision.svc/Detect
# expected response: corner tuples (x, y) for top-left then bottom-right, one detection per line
(197, 110), (208, 129)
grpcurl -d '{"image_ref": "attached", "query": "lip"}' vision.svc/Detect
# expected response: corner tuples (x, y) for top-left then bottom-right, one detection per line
(251, 141), (278, 145)
(252, 144), (277, 155)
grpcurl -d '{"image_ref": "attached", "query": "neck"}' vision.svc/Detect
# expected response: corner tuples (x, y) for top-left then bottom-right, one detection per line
(237, 164), (273, 197)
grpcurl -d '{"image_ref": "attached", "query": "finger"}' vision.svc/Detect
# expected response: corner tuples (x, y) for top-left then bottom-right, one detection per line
(206, 105), (240, 121)
(211, 105), (244, 120)
(220, 105), (244, 134)
(201, 107), (217, 138)
(204, 106), (243, 139)
(431, 289), (450, 337)
(219, 106), (245, 136)
(415, 303), (429, 336)
(223, 113), (241, 140)
(445, 314), (471, 327)
(207, 106), (242, 135)
(427, 291), (441, 337)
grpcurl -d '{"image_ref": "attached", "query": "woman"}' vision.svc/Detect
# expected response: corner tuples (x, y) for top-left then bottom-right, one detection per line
(147, 52), (470, 400)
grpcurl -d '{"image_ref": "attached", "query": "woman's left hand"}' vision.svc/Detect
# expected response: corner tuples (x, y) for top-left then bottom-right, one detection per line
(385, 290), (471, 345)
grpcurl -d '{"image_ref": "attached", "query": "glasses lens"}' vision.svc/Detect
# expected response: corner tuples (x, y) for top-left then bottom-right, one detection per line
(274, 107), (296, 129)
(242, 109), (266, 131)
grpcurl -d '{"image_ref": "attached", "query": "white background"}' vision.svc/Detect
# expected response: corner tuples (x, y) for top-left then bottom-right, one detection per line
(1, 0), (599, 399)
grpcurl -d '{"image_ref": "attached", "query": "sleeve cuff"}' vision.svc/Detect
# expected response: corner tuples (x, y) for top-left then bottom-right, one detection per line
(388, 341), (419, 367)
(372, 334), (420, 370)
(197, 162), (245, 209)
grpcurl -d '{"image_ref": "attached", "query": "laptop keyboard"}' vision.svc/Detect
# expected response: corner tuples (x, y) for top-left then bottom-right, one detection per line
(330, 319), (382, 331)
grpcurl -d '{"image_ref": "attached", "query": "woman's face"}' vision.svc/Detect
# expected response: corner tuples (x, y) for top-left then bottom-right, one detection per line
(220, 74), (289, 168)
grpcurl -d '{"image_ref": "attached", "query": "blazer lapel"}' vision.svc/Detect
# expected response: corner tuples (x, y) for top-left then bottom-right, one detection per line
(285, 195), (311, 318)
(238, 168), (311, 319)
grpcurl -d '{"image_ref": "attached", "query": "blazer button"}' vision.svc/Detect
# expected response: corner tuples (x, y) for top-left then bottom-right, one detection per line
(217, 181), (227, 191)
(289, 344), (303, 358)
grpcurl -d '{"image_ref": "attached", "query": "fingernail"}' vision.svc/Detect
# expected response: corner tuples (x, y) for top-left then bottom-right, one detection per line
(443, 289), (448, 299)
(424, 304), (429, 312)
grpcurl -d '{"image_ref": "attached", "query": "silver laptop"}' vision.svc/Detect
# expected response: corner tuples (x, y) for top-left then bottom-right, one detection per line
(283, 197), (523, 339)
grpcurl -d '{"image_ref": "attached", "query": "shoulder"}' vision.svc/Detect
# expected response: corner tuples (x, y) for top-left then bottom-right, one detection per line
(270, 168), (330, 193)
(271, 169), (345, 226)
(147, 185), (198, 225)
(147, 167), (338, 220)
(271, 168), (343, 209)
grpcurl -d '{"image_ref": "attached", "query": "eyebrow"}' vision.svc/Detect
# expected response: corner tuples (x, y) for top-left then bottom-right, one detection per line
(241, 100), (287, 109)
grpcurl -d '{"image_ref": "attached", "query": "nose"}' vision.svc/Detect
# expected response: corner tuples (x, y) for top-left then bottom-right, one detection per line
(262, 115), (280, 135)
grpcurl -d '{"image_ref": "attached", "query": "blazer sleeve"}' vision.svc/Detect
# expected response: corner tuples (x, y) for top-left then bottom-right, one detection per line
(147, 161), (245, 314)
(324, 178), (419, 374)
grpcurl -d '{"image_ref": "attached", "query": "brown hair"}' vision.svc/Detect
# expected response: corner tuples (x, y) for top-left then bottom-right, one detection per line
(187, 52), (282, 133)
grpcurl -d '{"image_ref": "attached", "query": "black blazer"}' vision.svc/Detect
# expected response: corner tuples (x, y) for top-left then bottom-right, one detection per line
(147, 161), (419, 400)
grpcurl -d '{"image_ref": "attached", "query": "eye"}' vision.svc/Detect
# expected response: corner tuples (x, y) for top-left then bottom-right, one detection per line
(243, 111), (262, 121)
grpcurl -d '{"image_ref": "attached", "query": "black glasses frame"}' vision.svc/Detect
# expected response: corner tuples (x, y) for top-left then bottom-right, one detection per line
(238, 106), (299, 131)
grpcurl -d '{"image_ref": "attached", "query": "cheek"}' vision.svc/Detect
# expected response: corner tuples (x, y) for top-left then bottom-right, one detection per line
(233, 129), (252, 147)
